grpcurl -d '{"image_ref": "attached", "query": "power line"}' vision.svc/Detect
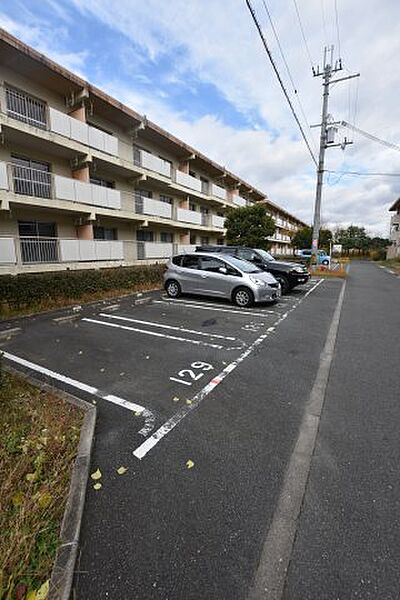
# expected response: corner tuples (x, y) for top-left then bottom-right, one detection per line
(261, 0), (318, 153)
(326, 169), (400, 177)
(245, 0), (318, 166)
(292, 0), (314, 69)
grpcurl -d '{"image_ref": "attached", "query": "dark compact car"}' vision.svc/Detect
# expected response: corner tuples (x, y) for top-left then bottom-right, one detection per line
(195, 246), (310, 294)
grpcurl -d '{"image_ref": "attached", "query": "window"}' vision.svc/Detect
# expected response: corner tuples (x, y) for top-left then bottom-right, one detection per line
(136, 189), (153, 199)
(93, 226), (117, 240)
(182, 255), (200, 269)
(200, 177), (209, 194)
(200, 236), (209, 245)
(200, 207), (209, 214)
(189, 203), (197, 212)
(160, 232), (173, 243)
(6, 87), (47, 128)
(217, 238), (224, 246)
(133, 146), (141, 166)
(137, 230), (154, 242)
(189, 170), (196, 178)
(217, 212), (224, 218)
(190, 233), (197, 245)
(12, 155), (51, 198)
(160, 195), (173, 204)
(172, 255), (183, 266)
(90, 176), (114, 188)
(236, 247), (258, 262)
(18, 221), (58, 263)
(199, 256), (224, 272)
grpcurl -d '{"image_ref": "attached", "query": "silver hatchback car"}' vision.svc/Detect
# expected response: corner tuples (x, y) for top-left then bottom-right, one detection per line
(164, 252), (281, 307)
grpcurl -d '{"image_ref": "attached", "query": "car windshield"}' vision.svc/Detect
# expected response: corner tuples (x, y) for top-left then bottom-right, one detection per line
(255, 248), (275, 261)
(224, 255), (261, 273)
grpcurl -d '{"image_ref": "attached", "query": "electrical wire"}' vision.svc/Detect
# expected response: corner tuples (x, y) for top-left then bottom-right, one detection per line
(326, 169), (400, 177)
(261, 0), (318, 154)
(245, 0), (318, 167)
(292, 0), (314, 69)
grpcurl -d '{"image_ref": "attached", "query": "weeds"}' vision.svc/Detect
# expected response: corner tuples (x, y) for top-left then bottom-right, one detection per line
(0, 373), (83, 598)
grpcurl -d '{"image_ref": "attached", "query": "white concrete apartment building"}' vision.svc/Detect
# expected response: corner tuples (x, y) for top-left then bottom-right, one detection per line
(0, 29), (306, 275)
(387, 198), (400, 259)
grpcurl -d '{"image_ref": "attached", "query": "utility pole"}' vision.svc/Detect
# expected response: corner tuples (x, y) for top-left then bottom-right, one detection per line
(311, 46), (359, 262)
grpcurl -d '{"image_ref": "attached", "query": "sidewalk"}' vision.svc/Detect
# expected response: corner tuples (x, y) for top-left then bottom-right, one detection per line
(284, 262), (400, 599)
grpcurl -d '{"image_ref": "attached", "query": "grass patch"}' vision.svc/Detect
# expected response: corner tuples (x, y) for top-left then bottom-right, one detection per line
(0, 369), (83, 598)
(379, 259), (400, 274)
(311, 264), (347, 278)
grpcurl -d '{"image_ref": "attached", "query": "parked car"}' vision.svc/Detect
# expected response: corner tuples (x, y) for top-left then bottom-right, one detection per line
(296, 249), (331, 265)
(195, 245), (310, 294)
(164, 252), (281, 307)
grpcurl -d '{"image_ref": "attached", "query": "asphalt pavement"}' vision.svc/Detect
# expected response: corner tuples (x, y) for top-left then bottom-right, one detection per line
(1, 262), (398, 599)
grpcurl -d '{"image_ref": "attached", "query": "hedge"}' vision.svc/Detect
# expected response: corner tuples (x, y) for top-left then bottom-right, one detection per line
(0, 264), (165, 310)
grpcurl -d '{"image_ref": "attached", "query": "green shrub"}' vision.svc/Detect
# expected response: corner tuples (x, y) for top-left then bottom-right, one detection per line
(370, 248), (387, 261)
(0, 264), (165, 312)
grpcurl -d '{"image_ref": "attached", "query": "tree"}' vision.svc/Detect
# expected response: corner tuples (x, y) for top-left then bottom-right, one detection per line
(291, 226), (332, 253)
(225, 204), (276, 249)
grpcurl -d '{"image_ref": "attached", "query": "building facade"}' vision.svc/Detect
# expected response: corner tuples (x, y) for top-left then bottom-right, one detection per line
(0, 29), (306, 275)
(387, 198), (400, 259)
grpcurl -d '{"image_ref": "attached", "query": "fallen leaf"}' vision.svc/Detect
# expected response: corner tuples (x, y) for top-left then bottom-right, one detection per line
(185, 399), (192, 405)
(186, 459), (195, 469)
(78, 350), (83, 355)
(133, 410), (142, 416)
(12, 491), (24, 507)
(172, 396), (180, 403)
(37, 493), (53, 509)
(36, 580), (49, 600)
(26, 472), (38, 482)
(90, 468), (102, 481)
(119, 372), (125, 376)
(145, 356), (150, 360)
(100, 368), (105, 372)
(26, 591), (36, 600)
(116, 466), (128, 475)
(93, 483), (102, 491)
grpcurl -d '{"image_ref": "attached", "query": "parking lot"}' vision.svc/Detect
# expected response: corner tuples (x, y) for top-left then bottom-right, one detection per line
(2, 279), (321, 461)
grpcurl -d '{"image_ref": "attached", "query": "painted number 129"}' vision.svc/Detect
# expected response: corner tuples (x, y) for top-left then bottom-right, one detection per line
(170, 361), (214, 386)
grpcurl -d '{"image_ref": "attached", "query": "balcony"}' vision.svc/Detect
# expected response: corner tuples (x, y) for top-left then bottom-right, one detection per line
(177, 208), (202, 225)
(134, 148), (171, 178)
(1, 161), (121, 210)
(175, 171), (202, 193)
(210, 183), (227, 201)
(134, 195), (172, 219)
(176, 244), (197, 254)
(48, 108), (119, 156)
(210, 215), (225, 229)
(136, 242), (173, 260)
(0, 237), (124, 265)
(232, 195), (246, 207)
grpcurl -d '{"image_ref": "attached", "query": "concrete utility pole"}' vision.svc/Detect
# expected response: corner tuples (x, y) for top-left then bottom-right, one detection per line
(311, 46), (359, 262)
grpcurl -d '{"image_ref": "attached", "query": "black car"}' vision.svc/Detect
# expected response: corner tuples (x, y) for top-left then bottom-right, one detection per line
(195, 245), (310, 294)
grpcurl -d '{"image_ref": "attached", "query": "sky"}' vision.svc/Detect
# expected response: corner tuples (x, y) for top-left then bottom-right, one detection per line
(1, 0), (399, 236)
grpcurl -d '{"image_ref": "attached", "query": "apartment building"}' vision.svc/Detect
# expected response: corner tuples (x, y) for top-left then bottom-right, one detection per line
(0, 29), (306, 275)
(387, 198), (400, 259)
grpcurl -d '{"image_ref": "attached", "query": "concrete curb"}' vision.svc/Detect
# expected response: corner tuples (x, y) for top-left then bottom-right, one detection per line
(3, 365), (97, 600)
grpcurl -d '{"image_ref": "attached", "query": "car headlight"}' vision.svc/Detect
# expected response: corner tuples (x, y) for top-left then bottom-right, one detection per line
(249, 276), (267, 286)
(291, 267), (306, 273)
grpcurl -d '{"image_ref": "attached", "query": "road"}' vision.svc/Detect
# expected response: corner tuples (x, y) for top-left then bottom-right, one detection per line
(1, 261), (398, 599)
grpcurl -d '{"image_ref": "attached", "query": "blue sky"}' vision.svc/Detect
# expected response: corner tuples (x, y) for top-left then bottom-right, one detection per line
(0, 0), (399, 235)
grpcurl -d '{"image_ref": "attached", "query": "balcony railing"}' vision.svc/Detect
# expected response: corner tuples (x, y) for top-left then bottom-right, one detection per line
(210, 183), (226, 201)
(0, 237), (124, 265)
(134, 148), (171, 178)
(232, 195), (246, 207)
(177, 207), (203, 225)
(11, 164), (52, 199)
(134, 195), (172, 219)
(210, 215), (225, 229)
(136, 241), (173, 260)
(48, 108), (119, 156)
(6, 87), (47, 129)
(175, 171), (202, 193)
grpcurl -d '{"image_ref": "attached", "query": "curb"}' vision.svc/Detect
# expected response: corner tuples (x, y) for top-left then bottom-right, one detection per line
(3, 365), (97, 600)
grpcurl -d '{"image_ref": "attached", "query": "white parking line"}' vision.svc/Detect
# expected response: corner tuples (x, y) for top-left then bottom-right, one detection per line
(2, 351), (155, 436)
(154, 299), (277, 318)
(133, 278), (323, 459)
(82, 318), (224, 349)
(98, 313), (236, 341)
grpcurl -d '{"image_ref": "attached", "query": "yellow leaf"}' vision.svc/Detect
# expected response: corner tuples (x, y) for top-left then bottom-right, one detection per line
(186, 459), (195, 469)
(12, 491), (24, 507)
(27, 591), (36, 600)
(37, 493), (53, 509)
(172, 396), (180, 403)
(185, 399), (192, 405)
(116, 466), (128, 475)
(93, 483), (102, 490)
(90, 468), (102, 481)
(36, 579), (49, 600)
(133, 410), (142, 416)
(26, 472), (38, 482)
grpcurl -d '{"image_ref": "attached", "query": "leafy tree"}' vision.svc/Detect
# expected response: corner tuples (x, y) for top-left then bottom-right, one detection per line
(291, 226), (332, 252)
(334, 226), (390, 255)
(225, 204), (276, 249)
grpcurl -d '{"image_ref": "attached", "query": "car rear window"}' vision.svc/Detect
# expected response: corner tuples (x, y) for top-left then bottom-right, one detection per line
(172, 255), (183, 266)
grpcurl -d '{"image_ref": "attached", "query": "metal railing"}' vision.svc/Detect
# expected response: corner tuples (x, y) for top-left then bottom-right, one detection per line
(11, 163), (52, 199)
(19, 237), (60, 264)
(6, 87), (47, 129)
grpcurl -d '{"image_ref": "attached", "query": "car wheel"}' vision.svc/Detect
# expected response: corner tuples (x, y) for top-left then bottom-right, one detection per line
(165, 279), (181, 298)
(233, 287), (254, 308)
(276, 275), (290, 294)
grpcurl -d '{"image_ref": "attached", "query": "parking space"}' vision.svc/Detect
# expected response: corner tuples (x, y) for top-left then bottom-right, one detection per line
(1, 279), (321, 460)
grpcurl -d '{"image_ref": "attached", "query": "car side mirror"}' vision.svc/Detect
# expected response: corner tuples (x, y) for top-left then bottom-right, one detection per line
(218, 266), (228, 274)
